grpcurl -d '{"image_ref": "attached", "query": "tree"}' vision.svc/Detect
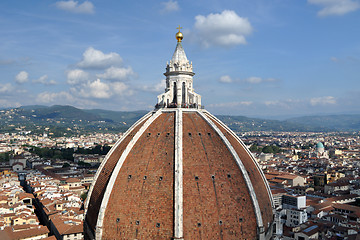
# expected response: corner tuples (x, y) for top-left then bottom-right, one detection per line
(262, 146), (274, 153)
(78, 161), (91, 167)
(62, 163), (70, 168)
(262, 145), (282, 154)
(0, 152), (10, 162)
(249, 144), (259, 152)
(80, 192), (88, 201)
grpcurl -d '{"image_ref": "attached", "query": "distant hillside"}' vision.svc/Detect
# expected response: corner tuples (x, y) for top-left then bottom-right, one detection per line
(23, 105), (103, 121)
(84, 109), (148, 125)
(286, 114), (360, 131)
(216, 115), (329, 132)
(19, 105), (48, 110)
(1, 105), (359, 135)
(0, 105), (144, 136)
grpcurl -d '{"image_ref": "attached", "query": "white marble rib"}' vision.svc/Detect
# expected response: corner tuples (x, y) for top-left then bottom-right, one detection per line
(95, 110), (162, 239)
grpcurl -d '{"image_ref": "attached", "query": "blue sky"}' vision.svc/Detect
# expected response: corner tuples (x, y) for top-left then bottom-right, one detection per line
(0, 0), (359, 118)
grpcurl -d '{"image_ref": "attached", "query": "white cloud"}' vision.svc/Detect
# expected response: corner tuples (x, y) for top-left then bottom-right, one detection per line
(265, 100), (285, 106)
(60, 48), (135, 103)
(310, 96), (337, 105)
(97, 66), (134, 81)
(193, 10), (253, 47)
(219, 75), (278, 84)
(0, 99), (21, 108)
(112, 82), (131, 95)
(15, 71), (29, 84)
(76, 79), (112, 99)
(308, 0), (360, 16)
(245, 77), (262, 84)
(66, 69), (90, 85)
(33, 75), (48, 84)
(264, 99), (303, 109)
(262, 97), (337, 112)
(36, 90), (99, 107)
(154, 80), (166, 92)
(140, 79), (166, 93)
(55, 0), (94, 14)
(0, 83), (13, 93)
(209, 101), (253, 108)
(245, 77), (278, 84)
(49, 80), (57, 85)
(37, 91), (74, 103)
(77, 47), (123, 69)
(219, 75), (233, 83)
(33, 75), (57, 85)
(70, 78), (132, 100)
(264, 101), (277, 106)
(161, 0), (179, 13)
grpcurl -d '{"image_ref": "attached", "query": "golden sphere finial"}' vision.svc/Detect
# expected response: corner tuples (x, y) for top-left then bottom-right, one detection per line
(176, 25), (183, 42)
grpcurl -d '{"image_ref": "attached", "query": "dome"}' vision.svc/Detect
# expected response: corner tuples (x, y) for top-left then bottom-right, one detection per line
(316, 142), (325, 154)
(84, 30), (274, 240)
(316, 142), (324, 149)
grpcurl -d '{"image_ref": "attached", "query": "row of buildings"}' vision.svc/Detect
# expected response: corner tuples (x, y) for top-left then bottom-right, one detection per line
(0, 167), (94, 240)
(1, 127), (360, 239)
(250, 132), (360, 239)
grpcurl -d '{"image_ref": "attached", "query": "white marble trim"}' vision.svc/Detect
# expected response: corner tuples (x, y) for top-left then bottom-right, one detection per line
(95, 110), (162, 239)
(174, 109), (184, 239)
(203, 110), (274, 209)
(84, 111), (153, 215)
(197, 110), (264, 230)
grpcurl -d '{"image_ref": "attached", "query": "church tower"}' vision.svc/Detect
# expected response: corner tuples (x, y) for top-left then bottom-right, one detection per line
(157, 26), (201, 108)
(84, 28), (274, 240)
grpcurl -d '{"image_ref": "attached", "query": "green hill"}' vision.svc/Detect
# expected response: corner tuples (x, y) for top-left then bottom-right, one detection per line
(1, 105), (359, 135)
(286, 114), (360, 131)
(216, 115), (329, 132)
(27, 105), (103, 121)
(84, 109), (147, 125)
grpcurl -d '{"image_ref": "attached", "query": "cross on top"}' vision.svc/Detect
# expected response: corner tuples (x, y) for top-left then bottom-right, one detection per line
(177, 25), (182, 32)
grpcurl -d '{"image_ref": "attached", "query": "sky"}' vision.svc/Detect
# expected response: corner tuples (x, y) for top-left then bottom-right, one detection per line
(0, 0), (359, 119)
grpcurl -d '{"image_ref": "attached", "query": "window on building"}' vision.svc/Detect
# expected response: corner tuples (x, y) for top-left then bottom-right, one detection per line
(182, 82), (185, 104)
(173, 82), (177, 104)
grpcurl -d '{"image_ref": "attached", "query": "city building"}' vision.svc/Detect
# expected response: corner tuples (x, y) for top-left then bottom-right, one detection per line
(282, 195), (308, 228)
(84, 29), (274, 239)
(309, 142), (329, 159)
(0, 225), (50, 240)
